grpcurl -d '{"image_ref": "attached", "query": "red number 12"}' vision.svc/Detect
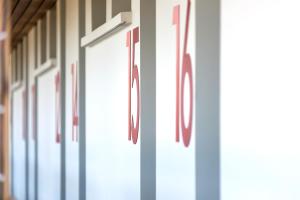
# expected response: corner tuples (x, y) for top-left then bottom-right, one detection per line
(72, 63), (79, 142)
(173, 0), (193, 147)
(127, 27), (140, 144)
(55, 72), (61, 143)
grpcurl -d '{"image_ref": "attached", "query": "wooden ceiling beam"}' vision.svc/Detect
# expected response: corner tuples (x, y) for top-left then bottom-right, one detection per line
(11, 0), (56, 47)
(11, 0), (19, 14)
(12, 0), (44, 46)
(17, 0), (56, 40)
(11, 0), (31, 26)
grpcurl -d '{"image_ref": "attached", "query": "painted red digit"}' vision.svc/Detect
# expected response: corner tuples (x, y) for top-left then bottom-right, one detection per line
(22, 90), (26, 140)
(127, 31), (132, 141)
(173, 5), (180, 142)
(55, 72), (61, 143)
(32, 85), (36, 140)
(127, 27), (140, 144)
(173, 0), (193, 147)
(131, 27), (140, 144)
(72, 63), (79, 142)
(181, 54), (193, 147)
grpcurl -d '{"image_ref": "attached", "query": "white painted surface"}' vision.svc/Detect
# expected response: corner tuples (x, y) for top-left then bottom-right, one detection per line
(221, 0), (300, 199)
(12, 89), (26, 200)
(156, 0), (196, 199)
(85, 0), (140, 199)
(65, 0), (79, 199)
(37, 69), (60, 200)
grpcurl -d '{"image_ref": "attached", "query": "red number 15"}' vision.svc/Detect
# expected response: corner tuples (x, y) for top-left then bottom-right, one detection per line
(127, 27), (140, 144)
(173, 0), (193, 147)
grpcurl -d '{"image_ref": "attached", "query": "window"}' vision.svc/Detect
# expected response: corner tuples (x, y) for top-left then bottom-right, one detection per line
(11, 41), (24, 84)
(91, 0), (107, 31)
(37, 5), (56, 68)
(40, 15), (47, 64)
(82, 0), (132, 47)
(47, 4), (56, 60)
(112, 0), (131, 18)
(17, 42), (23, 82)
(11, 48), (16, 83)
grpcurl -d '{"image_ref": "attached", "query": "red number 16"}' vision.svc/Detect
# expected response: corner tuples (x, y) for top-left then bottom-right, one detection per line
(127, 27), (140, 144)
(173, 0), (193, 147)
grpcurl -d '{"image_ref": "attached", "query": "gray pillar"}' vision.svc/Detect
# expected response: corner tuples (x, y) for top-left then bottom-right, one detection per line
(195, 0), (220, 199)
(23, 36), (29, 200)
(140, 0), (156, 199)
(79, 0), (86, 199)
(57, 0), (66, 199)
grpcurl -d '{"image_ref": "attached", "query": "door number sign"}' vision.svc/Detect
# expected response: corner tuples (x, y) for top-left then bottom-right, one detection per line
(173, 0), (193, 147)
(71, 63), (79, 142)
(55, 72), (61, 143)
(127, 27), (140, 145)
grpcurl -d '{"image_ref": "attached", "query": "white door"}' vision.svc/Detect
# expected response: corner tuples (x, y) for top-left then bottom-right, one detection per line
(85, 0), (140, 199)
(37, 69), (61, 200)
(12, 89), (26, 200)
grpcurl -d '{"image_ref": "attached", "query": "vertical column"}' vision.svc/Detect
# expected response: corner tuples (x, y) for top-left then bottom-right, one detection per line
(11, 49), (16, 83)
(195, 0), (220, 199)
(57, 0), (66, 199)
(78, 0), (86, 199)
(85, 0), (92, 34)
(22, 35), (29, 200)
(106, 0), (112, 21)
(140, 0), (156, 199)
(34, 23), (39, 200)
(34, 76), (38, 200)
(35, 19), (41, 200)
(27, 25), (36, 200)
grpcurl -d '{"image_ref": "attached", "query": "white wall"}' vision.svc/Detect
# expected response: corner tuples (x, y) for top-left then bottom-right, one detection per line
(156, 0), (195, 199)
(221, 0), (300, 199)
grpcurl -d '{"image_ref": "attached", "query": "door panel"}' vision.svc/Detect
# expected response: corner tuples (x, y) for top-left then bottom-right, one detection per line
(37, 69), (61, 200)
(12, 89), (26, 200)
